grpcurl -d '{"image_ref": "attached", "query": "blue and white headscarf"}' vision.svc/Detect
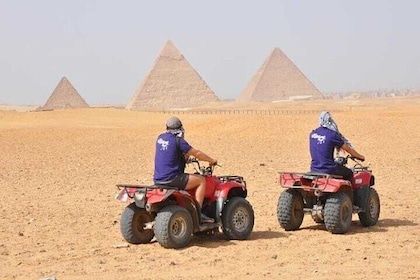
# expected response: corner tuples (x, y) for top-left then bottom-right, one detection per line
(319, 111), (352, 150)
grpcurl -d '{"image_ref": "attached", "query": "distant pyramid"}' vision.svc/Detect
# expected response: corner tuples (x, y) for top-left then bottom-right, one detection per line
(237, 48), (323, 102)
(41, 77), (89, 110)
(126, 40), (219, 110)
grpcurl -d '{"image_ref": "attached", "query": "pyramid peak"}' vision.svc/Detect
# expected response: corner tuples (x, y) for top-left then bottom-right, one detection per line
(159, 40), (183, 59)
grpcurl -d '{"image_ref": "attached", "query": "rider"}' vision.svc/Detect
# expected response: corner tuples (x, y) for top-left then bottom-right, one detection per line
(153, 116), (218, 223)
(309, 111), (365, 183)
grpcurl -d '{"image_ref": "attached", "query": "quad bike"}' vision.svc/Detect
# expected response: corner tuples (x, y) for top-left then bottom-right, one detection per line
(277, 155), (380, 234)
(115, 158), (254, 249)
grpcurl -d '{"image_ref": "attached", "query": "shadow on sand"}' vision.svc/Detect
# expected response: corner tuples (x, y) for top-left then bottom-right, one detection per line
(190, 230), (285, 248)
(299, 218), (418, 235)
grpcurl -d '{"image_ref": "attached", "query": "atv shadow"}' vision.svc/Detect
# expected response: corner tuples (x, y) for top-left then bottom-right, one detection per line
(191, 230), (285, 248)
(300, 218), (418, 235)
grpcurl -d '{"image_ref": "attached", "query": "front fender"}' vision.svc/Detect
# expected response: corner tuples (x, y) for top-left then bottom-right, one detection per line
(215, 181), (247, 199)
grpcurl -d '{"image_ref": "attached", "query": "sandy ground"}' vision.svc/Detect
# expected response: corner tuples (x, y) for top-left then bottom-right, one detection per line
(0, 97), (419, 280)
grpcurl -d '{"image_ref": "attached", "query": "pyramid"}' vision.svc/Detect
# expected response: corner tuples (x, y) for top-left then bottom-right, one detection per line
(237, 48), (323, 102)
(126, 40), (219, 110)
(41, 77), (89, 110)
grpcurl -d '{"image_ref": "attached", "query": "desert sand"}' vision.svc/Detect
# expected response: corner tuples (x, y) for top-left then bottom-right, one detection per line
(0, 97), (419, 280)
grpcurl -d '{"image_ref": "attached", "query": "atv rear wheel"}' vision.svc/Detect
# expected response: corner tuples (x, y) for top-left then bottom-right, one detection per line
(221, 197), (254, 240)
(358, 187), (380, 227)
(277, 189), (304, 231)
(120, 203), (155, 244)
(154, 205), (193, 249)
(324, 192), (352, 234)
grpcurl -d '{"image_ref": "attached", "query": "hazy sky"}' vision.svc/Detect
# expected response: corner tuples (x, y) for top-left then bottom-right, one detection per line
(1, 0), (419, 105)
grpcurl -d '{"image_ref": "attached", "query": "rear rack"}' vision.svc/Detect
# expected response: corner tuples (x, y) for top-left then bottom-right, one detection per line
(279, 171), (343, 191)
(116, 184), (180, 190)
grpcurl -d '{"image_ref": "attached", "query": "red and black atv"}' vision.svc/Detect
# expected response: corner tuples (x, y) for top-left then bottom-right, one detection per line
(277, 155), (380, 234)
(115, 158), (254, 248)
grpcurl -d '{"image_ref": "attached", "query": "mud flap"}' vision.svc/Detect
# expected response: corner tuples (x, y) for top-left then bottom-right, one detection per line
(354, 186), (370, 211)
(215, 197), (225, 223)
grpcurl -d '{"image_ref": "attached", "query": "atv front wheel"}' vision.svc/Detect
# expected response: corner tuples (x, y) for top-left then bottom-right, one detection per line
(324, 192), (352, 234)
(154, 205), (193, 249)
(120, 203), (155, 244)
(221, 197), (254, 240)
(358, 188), (380, 227)
(277, 189), (304, 231)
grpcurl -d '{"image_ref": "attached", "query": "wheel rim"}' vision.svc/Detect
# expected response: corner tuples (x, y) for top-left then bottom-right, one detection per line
(170, 216), (187, 238)
(293, 199), (303, 219)
(135, 212), (152, 235)
(232, 206), (250, 232)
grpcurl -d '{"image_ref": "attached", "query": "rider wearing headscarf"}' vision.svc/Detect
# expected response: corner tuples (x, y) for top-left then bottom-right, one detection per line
(309, 111), (365, 182)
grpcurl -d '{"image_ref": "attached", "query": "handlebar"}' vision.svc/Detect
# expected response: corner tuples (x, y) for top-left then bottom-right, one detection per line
(335, 155), (368, 171)
(187, 158), (220, 176)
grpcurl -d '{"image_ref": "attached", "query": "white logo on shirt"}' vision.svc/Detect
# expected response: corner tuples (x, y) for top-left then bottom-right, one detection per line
(311, 133), (326, 144)
(157, 138), (170, 150)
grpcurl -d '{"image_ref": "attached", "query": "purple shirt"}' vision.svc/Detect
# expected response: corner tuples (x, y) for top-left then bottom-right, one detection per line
(153, 132), (192, 182)
(309, 127), (344, 173)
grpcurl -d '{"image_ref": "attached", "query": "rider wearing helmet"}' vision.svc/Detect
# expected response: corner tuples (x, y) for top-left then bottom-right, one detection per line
(309, 111), (365, 183)
(154, 116), (217, 223)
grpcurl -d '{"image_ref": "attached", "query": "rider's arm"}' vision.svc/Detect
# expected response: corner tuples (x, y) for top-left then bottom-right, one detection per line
(341, 143), (365, 161)
(187, 147), (217, 166)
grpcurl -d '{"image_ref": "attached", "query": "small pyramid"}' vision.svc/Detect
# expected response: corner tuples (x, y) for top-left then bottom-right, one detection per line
(41, 77), (89, 110)
(237, 48), (323, 102)
(126, 40), (219, 110)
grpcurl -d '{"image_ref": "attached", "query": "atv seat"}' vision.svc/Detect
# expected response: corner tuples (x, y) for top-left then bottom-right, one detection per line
(149, 184), (180, 190)
(151, 179), (183, 190)
(301, 172), (343, 180)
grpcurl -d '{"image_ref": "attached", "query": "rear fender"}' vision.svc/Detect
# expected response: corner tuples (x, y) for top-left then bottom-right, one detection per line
(169, 191), (201, 230)
(146, 188), (176, 204)
(279, 173), (302, 187)
(115, 185), (148, 202)
(319, 178), (352, 193)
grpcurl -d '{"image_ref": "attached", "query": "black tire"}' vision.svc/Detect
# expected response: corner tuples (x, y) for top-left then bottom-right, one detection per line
(358, 188), (380, 227)
(277, 189), (304, 231)
(120, 203), (155, 244)
(324, 192), (353, 234)
(221, 197), (254, 240)
(154, 205), (193, 249)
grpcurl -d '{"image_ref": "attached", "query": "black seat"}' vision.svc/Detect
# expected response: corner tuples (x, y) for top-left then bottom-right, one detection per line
(149, 183), (181, 190)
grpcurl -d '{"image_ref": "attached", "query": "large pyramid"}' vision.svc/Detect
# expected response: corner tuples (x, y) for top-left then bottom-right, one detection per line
(41, 77), (89, 110)
(126, 40), (219, 110)
(237, 48), (323, 102)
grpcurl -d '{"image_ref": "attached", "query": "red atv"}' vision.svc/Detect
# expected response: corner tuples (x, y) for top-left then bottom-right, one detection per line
(115, 158), (254, 248)
(277, 156), (380, 234)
